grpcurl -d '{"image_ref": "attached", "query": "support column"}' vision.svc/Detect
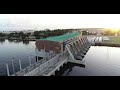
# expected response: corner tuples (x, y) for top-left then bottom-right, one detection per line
(19, 59), (22, 71)
(29, 56), (31, 65)
(12, 58), (15, 74)
(66, 45), (75, 61)
(36, 56), (38, 62)
(52, 72), (55, 75)
(35, 48), (38, 62)
(6, 64), (10, 76)
(57, 68), (60, 71)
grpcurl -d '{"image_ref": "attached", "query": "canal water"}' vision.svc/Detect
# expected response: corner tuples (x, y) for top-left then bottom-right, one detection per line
(1, 39), (120, 76)
(0, 39), (36, 76)
(56, 46), (120, 76)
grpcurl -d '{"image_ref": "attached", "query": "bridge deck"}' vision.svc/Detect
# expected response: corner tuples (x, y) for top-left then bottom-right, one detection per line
(36, 55), (68, 76)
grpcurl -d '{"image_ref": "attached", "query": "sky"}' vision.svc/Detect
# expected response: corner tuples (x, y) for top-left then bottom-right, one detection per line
(0, 14), (120, 31)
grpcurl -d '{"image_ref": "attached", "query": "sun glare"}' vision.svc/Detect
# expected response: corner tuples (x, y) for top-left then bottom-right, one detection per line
(104, 28), (120, 32)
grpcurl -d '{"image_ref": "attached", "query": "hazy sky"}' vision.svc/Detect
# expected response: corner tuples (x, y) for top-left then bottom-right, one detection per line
(0, 14), (120, 31)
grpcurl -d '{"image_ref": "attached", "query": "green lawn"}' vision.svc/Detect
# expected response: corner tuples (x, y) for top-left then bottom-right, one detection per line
(110, 37), (120, 44)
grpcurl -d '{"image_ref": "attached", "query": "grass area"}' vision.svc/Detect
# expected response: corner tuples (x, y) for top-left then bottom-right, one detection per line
(110, 37), (120, 44)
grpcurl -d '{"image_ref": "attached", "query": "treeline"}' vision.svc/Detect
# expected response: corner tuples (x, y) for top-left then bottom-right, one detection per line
(7, 31), (31, 39)
(0, 33), (6, 39)
(104, 30), (120, 36)
(82, 30), (97, 35)
(34, 29), (75, 39)
(0, 29), (78, 39)
(0, 33), (6, 37)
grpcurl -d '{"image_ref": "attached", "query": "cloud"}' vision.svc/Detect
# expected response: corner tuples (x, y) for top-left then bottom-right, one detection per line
(0, 14), (120, 31)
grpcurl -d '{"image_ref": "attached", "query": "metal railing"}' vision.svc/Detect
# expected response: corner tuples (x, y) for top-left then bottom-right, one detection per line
(35, 53), (62, 75)
(11, 58), (46, 76)
(11, 53), (62, 76)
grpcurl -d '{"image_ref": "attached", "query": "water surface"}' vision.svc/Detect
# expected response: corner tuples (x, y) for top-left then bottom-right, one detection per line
(0, 39), (36, 75)
(57, 46), (120, 76)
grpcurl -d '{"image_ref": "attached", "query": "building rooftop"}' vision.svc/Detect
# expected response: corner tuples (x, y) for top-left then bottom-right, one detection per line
(39, 31), (81, 42)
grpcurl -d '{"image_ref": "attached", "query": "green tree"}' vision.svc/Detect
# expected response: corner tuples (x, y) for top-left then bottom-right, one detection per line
(0, 33), (6, 37)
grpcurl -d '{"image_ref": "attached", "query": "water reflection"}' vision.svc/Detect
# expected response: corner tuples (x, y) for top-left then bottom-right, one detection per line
(59, 46), (120, 76)
(8, 39), (22, 44)
(8, 39), (30, 45)
(0, 40), (36, 75)
(22, 40), (29, 45)
(55, 63), (85, 76)
(8, 39), (15, 43)
(0, 39), (5, 43)
(13, 40), (21, 43)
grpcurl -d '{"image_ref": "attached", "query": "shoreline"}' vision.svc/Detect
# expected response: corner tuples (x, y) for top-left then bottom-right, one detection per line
(8, 38), (36, 41)
(0, 38), (36, 41)
(94, 42), (120, 47)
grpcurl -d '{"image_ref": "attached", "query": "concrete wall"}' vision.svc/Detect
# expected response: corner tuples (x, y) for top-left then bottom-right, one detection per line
(36, 40), (61, 53)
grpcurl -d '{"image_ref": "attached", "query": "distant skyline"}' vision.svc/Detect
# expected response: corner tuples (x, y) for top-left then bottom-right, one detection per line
(0, 14), (120, 31)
